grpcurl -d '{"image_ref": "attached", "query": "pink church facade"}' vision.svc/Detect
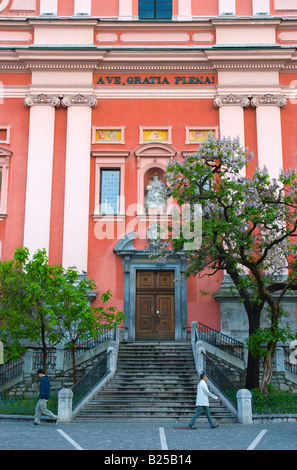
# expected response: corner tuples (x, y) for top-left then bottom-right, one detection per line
(0, 0), (297, 341)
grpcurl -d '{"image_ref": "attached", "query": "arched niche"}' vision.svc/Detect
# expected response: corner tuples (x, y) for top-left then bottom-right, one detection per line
(134, 143), (177, 215)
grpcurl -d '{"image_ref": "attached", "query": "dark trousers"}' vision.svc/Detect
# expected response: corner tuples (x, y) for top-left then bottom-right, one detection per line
(189, 405), (216, 428)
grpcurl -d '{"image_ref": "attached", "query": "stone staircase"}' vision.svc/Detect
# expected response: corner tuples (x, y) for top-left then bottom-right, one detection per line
(74, 342), (237, 422)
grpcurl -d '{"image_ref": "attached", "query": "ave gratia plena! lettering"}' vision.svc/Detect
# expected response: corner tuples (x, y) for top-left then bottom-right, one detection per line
(96, 75), (215, 85)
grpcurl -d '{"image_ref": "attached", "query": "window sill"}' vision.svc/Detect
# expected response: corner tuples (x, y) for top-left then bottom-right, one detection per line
(91, 214), (127, 222)
(137, 213), (172, 223)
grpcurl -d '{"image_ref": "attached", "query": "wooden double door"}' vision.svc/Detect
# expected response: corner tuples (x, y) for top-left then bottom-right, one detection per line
(136, 270), (175, 340)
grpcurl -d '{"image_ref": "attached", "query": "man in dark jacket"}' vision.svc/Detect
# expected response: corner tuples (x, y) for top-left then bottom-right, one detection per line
(31, 369), (58, 426)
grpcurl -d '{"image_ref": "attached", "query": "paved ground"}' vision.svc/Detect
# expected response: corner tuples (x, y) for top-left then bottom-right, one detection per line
(0, 419), (296, 452)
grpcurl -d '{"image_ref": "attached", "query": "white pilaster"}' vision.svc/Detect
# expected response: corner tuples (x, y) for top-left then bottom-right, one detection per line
(24, 94), (60, 255)
(251, 94), (287, 179)
(119, 0), (133, 20)
(74, 0), (91, 15)
(61, 94), (97, 272)
(177, 0), (192, 21)
(252, 0), (270, 15)
(219, 0), (236, 15)
(214, 94), (249, 174)
(39, 0), (58, 15)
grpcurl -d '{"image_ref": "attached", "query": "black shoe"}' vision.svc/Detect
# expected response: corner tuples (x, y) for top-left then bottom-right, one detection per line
(211, 424), (219, 429)
(188, 424), (197, 429)
(30, 422), (40, 426)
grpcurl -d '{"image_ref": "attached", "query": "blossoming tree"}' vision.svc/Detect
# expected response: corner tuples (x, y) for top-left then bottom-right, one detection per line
(165, 134), (297, 393)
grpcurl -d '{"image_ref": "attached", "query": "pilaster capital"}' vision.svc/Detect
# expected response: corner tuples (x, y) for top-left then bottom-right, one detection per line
(24, 94), (61, 108)
(251, 94), (287, 108)
(61, 94), (98, 108)
(214, 94), (250, 108)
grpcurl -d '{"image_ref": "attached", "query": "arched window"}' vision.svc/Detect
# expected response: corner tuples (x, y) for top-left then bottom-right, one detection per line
(139, 0), (172, 19)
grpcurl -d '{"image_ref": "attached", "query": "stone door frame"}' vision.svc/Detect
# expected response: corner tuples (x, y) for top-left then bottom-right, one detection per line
(114, 232), (187, 341)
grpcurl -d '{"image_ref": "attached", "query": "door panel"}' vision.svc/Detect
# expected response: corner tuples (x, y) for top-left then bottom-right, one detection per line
(136, 270), (175, 340)
(136, 294), (154, 334)
(156, 294), (175, 338)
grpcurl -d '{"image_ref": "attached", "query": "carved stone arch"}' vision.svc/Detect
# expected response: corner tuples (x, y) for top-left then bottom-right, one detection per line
(134, 142), (177, 159)
(135, 143), (177, 214)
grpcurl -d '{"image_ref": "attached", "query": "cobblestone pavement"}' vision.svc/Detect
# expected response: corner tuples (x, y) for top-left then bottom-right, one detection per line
(0, 419), (296, 453)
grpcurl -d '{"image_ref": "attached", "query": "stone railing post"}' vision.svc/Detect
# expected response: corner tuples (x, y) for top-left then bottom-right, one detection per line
(236, 389), (253, 424)
(191, 321), (198, 344)
(107, 344), (117, 372)
(196, 341), (206, 375)
(23, 349), (34, 383)
(114, 325), (120, 345)
(58, 388), (73, 422)
(55, 346), (64, 373)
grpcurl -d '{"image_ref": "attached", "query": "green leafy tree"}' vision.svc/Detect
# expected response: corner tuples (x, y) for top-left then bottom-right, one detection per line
(56, 267), (124, 383)
(165, 133), (297, 393)
(0, 248), (124, 379)
(0, 247), (64, 371)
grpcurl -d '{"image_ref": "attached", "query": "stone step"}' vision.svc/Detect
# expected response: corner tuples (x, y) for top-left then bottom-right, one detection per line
(74, 341), (238, 423)
(76, 411), (236, 422)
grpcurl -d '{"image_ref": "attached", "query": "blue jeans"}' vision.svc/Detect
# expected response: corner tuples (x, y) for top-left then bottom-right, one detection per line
(189, 406), (216, 428)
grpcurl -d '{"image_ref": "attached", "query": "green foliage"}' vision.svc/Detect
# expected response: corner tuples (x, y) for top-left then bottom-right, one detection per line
(57, 267), (124, 351)
(165, 133), (297, 391)
(252, 389), (297, 414)
(0, 247), (124, 375)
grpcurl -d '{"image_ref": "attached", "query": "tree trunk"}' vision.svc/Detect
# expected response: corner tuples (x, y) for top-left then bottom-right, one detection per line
(245, 350), (259, 390)
(41, 319), (47, 374)
(260, 341), (277, 394)
(245, 306), (261, 390)
(260, 355), (273, 394)
(72, 344), (77, 384)
(42, 346), (47, 374)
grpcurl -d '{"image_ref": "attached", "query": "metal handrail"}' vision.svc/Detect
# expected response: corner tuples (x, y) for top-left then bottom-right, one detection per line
(202, 351), (238, 408)
(0, 357), (24, 385)
(284, 347), (297, 375)
(0, 328), (116, 386)
(64, 328), (114, 361)
(71, 350), (111, 410)
(194, 322), (244, 361)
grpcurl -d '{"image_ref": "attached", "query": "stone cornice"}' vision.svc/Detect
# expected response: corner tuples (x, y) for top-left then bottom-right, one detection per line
(0, 46), (297, 73)
(16, 49), (106, 72)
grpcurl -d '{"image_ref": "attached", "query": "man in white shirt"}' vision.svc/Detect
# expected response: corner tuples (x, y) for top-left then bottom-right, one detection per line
(188, 372), (219, 429)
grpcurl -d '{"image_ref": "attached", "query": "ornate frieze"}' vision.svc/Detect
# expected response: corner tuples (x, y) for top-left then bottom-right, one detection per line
(61, 94), (97, 108)
(214, 94), (250, 108)
(251, 94), (287, 107)
(24, 94), (61, 108)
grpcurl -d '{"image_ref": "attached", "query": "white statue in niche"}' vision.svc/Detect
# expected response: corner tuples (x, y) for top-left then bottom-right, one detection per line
(147, 223), (160, 247)
(145, 175), (166, 211)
